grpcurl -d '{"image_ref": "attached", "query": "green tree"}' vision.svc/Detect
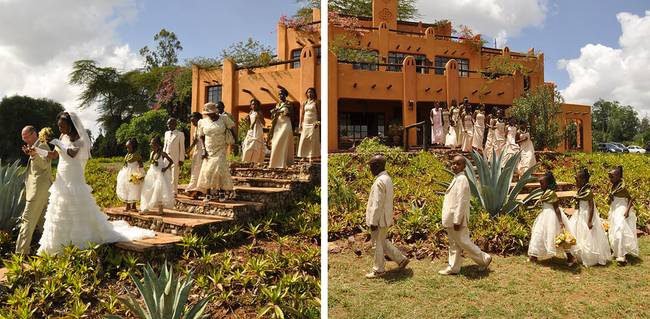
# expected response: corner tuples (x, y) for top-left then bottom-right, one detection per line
(221, 38), (274, 68)
(328, 0), (419, 20)
(511, 85), (563, 150)
(115, 109), (189, 157)
(0, 95), (64, 161)
(139, 29), (183, 70)
(591, 99), (640, 143)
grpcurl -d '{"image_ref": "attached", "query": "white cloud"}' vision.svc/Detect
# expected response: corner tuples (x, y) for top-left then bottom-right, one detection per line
(415, 0), (548, 47)
(0, 0), (143, 136)
(559, 11), (650, 116)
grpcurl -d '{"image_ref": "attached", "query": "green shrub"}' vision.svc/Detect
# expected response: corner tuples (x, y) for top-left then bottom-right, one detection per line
(0, 160), (26, 232)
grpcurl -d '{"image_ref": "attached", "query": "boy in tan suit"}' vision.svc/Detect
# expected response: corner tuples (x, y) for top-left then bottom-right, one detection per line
(439, 155), (492, 275)
(164, 118), (185, 195)
(365, 155), (409, 278)
(15, 126), (52, 255)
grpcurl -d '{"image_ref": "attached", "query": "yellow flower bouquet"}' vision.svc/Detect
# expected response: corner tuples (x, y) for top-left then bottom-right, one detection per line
(38, 127), (54, 144)
(129, 173), (145, 184)
(602, 220), (609, 232)
(554, 230), (576, 250)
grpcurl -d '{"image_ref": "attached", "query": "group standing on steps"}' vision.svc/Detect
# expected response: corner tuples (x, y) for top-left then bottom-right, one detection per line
(434, 97), (536, 176)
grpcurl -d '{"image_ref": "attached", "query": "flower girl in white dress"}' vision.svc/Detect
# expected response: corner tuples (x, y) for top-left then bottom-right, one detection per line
(116, 138), (144, 212)
(607, 166), (639, 265)
(140, 136), (175, 214)
(528, 172), (577, 266)
(37, 112), (155, 256)
(569, 168), (611, 266)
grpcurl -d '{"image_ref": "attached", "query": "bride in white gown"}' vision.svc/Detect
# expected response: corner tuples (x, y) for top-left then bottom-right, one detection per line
(37, 112), (155, 256)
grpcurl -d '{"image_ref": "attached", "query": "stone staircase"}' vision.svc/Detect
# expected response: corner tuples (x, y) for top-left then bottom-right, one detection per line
(104, 161), (320, 253)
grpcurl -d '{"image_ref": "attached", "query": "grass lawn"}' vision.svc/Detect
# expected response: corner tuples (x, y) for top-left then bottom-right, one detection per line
(329, 236), (650, 318)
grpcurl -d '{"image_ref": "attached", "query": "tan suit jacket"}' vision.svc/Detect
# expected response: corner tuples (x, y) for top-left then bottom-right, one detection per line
(365, 171), (394, 228)
(25, 141), (53, 201)
(442, 173), (470, 228)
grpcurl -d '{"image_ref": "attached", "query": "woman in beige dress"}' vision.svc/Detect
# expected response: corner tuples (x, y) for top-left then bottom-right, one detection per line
(298, 87), (320, 161)
(483, 110), (497, 161)
(441, 105), (450, 144)
(472, 105), (486, 151)
(517, 122), (536, 175)
(501, 117), (521, 168)
(242, 99), (266, 164)
(269, 88), (294, 168)
(197, 102), (235, 201)
(451, 101), (462, 147)
(494, 110), (507, 157)
(461, 106), (474, 152)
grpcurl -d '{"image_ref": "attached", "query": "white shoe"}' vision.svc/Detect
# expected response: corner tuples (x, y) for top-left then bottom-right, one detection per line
(365, 270), (385, 279)
(438, 267), (458, 275)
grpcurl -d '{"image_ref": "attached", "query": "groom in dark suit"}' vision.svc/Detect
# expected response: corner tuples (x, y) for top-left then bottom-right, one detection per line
(15, 126), (52, 255)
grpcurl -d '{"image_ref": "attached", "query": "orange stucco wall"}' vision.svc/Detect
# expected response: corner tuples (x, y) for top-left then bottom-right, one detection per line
(328, 0), (592, 152)
(191, 9), (321, 137)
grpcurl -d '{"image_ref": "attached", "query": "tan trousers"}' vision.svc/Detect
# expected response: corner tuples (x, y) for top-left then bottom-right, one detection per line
(15, 191), (49, 254)
(170, 162), (181, 194)
(447, 226), (489, 273)
(371, 227), (406, 272)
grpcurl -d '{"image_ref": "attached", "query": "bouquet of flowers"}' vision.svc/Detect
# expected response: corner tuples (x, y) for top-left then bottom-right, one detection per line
(554, 230), (576, 250)
(602, 220), (609, 232)
(129, 173), (145, 184)
(38, 127), (54, 144)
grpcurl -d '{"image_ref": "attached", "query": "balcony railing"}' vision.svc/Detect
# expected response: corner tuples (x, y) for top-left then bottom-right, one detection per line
(235, 58), (301, 71)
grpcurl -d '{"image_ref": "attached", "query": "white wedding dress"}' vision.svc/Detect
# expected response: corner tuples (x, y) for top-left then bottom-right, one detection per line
(37, 134), (155, 256)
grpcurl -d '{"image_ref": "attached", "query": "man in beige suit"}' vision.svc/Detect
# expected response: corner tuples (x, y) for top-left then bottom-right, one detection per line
(164, 118), (185, 195)
(439, 155), (492, 275)
(365, 155), (409, 278)
(15, 126), (52, 255)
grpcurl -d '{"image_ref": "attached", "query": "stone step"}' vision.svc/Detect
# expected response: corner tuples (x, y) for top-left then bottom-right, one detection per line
(511, 181), (573, 193)
(174, 193), (264, 219)
(232, 176), (297, 189)
(105, 207), (232, 236)
(114, 232), (183, 253)
(232, 186), (293, 208)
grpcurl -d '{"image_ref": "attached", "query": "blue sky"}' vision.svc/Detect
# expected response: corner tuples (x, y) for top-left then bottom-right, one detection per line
(116, 0), (304, 64)
(503, 0), (649, 90)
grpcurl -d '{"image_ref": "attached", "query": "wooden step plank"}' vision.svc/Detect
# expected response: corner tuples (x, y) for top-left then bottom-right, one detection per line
(175, 194), (264, 209)
(510, 181), (573, 188)
(106, 207), (232, 226)
(233, 186), (290, 194)
(114, 232), (183, 253)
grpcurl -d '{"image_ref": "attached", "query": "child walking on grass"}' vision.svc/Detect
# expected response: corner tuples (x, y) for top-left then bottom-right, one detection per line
(569, 168), (611, 266)
(528, 171), (577, 266)
(116, 138), (144, 212)
(140, 136), (175, 215)
(607, 165), (639, 265)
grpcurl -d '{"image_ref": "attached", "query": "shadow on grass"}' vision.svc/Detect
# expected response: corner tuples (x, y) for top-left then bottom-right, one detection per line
(536, 258), (583, 274)
(459, 265), (491, 279)
(624, 255), (643, 266)
(381, 267), (414, 283)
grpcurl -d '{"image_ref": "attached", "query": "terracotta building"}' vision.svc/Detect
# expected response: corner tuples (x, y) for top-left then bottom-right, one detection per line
(327, 0), (592, 152)
(191, 9), (321, 138)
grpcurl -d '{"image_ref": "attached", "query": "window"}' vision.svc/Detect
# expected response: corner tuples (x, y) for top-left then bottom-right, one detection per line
(206, 85), (222, 103)
(387, 52), (429, 73)
(315, 46), (321, 65)
(376, 113), (385, 137)
(524, 75), (531, 91)
(352, 50), (379, 71)
(434, 56), (469, 77)
(290, 49), (301, 68)
(339, 112), (386, 146)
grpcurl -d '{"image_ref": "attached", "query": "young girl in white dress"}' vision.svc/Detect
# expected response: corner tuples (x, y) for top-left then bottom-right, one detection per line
(445, 118), (457, 148)
(140, 136), (175, 214)
(116, 138), (144, 212)
(528, 172), (577, 266)
(607, 166), (639, 265)
(569, 168), (611, 266)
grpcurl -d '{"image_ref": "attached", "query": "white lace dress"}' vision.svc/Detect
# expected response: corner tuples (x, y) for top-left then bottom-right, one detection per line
(37, 136), (155, 255)
(115, 155), (144, 203)
(528, 202), (577, 260)
(140, 154), (176, 212)
(569, 199), (612, 266)
(608, 196), (639, 259)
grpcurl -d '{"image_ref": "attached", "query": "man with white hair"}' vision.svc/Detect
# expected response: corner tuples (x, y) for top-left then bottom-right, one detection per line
(15, 126), (52, 255)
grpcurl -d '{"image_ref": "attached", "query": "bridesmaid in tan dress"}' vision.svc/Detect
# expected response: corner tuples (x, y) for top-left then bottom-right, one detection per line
(494, 110), (507, 157)
(517, 122), (537, 175)
(242, 99), (266, 164)
(472, 105), (486, 151)
(269, 88), (295, 168)
(483, 110), (497, 161)
(461, 106), (474, 152)
(298, 88), (320, 162)
(451, 101), (462, 148)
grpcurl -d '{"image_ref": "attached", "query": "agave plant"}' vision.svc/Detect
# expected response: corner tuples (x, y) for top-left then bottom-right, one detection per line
(106, 261), (212, 319)
(464, 149), (541, 217)
(0, 160), (27, 232)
